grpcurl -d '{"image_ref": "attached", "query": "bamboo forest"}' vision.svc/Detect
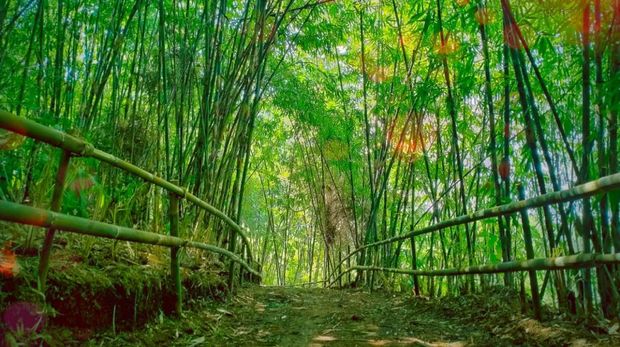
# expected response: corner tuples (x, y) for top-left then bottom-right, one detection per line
(2, 0), (620, 345)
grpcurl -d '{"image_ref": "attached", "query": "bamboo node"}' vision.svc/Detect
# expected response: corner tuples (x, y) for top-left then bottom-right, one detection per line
(59, 132), (66, 148)
(79, 143), (95, 157)
(47, 211), (56, 227)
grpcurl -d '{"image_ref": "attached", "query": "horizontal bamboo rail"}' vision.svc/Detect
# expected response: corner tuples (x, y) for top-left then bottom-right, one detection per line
(0, 110), (254, 263)
(330, 253), (620, 287)
(0, 200), (261, 277)
(338, 171), (620, 267)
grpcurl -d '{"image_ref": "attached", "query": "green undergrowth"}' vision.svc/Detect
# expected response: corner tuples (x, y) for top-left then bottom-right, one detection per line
(0, 224), (229, 345)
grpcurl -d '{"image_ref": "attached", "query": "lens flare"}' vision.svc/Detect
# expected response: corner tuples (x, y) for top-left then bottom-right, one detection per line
(2, 302), (46, 334)
(388, 116), (433, 161)
(0, 129), (25, 150)
(369, 66), (389, 83)
(23, 210), (47, 227)
(435, 35), (460, 55)
(70, 176), (95, 194)
(475, 8), (493, 25)
(499, 158), (510, 180)
(0, 244), (19, 278)
(503, 23), (522, 49)
(399, 31), (418, 53)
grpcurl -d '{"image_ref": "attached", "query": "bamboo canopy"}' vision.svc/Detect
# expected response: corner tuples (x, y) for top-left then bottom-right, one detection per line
(330, 253), (620, 287)
(0, 200), (261, 277)
(0, 110), (254, 263)
(338, 171), (620, 267)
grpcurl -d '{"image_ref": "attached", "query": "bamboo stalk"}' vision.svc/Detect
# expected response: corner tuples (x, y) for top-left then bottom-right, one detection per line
(517, 184), (542, 319)
(37, 150), (71, 291)
(501, 0), (579, 174)
(0, 110), (255, 263)
(478, 2), (510, 284)
(436, 0), (474, 283)
(336, 171), (620, 269)
(581, 0), (595, 315)
(169, 188), (182, 315)
(0, 200), (261, 277)
(331, 253), (620, 286)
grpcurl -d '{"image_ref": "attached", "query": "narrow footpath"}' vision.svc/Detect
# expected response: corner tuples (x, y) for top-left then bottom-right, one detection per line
(81, 285), (619, 346)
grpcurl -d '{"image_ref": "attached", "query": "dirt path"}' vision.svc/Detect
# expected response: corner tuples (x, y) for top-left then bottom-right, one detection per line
(80, 285), (618, 346)
(207, 286), (477, 346)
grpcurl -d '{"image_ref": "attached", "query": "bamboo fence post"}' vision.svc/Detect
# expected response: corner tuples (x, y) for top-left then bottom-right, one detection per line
(517, 183), (542, 320)
(410, 235), (420, 295)
(227, 227), (237, 294)
(168, 186), (182, 315)
(38, 149), (71, 291)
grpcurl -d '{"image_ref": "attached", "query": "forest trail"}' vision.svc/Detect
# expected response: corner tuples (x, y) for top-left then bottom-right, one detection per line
(89, 285), (617, 347)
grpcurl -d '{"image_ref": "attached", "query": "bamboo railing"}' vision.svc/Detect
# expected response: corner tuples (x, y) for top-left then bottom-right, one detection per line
(337, 171), (620, 268)
(330, 253), (620, 286)
(0, 111), (254, 261)
(333, 171), (620, 312)
(0, 110), (260, 313)
(0, 200), (260, 276)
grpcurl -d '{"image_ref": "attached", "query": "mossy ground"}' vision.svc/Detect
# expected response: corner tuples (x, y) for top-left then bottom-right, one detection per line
(0, 225), (228, 346)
